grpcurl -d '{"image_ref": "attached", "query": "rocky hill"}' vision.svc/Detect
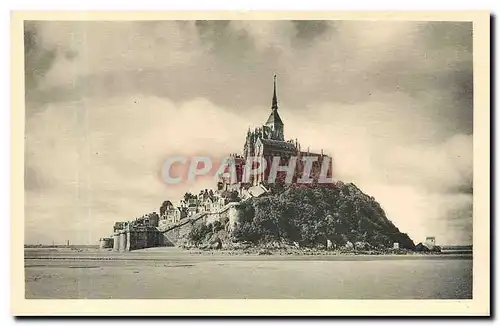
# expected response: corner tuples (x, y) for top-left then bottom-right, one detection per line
(188, 181), (415, 250)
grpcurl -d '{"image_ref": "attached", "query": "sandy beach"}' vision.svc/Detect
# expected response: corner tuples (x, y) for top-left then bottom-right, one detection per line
(25, 247), (472, 299)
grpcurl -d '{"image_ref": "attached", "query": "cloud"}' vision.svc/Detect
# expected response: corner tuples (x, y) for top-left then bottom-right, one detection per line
(25, 94), (472, 245)
(280, 97), (472, 244)
(24, 22), (57, 91)
(25, 95), (253, 244)
(25, 21), (472, 135)
(24, 20), (473, 245)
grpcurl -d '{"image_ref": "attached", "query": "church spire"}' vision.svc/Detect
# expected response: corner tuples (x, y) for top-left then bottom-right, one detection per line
(265, 74), (284, 141)
(272, 74), (278, 110)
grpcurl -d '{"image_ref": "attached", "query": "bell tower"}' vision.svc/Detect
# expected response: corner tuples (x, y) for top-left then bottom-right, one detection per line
(265, 75), (284, 141)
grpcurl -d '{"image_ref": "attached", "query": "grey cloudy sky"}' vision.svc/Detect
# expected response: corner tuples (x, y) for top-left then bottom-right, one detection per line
(24, 20), (473, 245)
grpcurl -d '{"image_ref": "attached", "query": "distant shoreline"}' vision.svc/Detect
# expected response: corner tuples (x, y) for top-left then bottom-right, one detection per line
(23, 244), (473, 255)
(24, 247), (472, 262)
(24, 244), (99, 249)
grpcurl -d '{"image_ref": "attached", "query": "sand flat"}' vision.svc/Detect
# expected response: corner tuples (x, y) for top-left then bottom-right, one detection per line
(24, 248), (472, 299)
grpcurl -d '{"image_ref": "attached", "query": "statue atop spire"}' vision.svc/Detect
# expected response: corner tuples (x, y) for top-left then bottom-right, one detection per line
(272, 74), (278, 110)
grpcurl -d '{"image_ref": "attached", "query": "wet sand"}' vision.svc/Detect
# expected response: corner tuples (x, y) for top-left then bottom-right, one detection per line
(25, 247), (472, 299)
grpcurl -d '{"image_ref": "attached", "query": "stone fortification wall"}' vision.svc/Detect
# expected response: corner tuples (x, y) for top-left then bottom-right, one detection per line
(110, 202), (245, 251)
(203, 202), (242, 231)
(128, 227), (163, 251)
(118, 232), (127, 252)
(99, 238), (114, 249)
(162, 212), (206, 247)
(113, 234), (119, 251)
(112, 227), (164, 252)
(162, 202), (244, 246)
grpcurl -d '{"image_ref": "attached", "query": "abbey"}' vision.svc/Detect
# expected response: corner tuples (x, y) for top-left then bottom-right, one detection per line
(223, 75), (333, 188)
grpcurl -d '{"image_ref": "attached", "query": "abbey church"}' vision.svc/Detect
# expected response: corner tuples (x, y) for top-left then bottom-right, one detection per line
(222, 76), (333, 188)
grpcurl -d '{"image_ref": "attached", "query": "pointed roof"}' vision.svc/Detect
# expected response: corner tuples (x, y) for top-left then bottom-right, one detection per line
(266, 109), (283, 125)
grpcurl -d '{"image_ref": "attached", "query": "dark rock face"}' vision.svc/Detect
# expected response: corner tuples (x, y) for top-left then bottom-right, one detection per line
(232, 182), (415, 250)
(415, 242), (442, 253)
(415, 243), (431, 252)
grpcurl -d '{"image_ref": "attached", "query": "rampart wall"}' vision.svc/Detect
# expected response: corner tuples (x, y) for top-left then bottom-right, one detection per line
(112, 202), (244, 251)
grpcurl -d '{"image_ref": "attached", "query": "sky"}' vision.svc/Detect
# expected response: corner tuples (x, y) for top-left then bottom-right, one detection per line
(24, 20), (473, 245)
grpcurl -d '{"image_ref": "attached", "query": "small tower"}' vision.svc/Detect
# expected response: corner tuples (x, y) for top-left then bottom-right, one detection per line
(265, 75), (284, 141)
(425, 236), (436, 249)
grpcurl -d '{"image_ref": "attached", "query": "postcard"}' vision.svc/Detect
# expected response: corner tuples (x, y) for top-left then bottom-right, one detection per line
(11, 11), (490, 316)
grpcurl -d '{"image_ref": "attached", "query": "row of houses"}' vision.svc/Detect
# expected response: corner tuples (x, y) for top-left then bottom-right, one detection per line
(106, 183), (268, 245)
(159, 189), (236, 228)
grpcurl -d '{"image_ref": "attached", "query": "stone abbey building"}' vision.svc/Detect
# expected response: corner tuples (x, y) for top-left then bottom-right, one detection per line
(221, 75), (333, 188)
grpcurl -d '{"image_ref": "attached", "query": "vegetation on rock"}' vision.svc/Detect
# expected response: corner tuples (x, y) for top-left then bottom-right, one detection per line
(230, 182), (415, 249)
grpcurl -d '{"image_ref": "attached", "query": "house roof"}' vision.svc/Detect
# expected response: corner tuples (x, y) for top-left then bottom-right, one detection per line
(248, 184), (269, 197)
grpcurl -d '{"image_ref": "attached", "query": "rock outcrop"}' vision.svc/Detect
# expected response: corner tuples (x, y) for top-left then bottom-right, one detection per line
(227, 182), (415, 249)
